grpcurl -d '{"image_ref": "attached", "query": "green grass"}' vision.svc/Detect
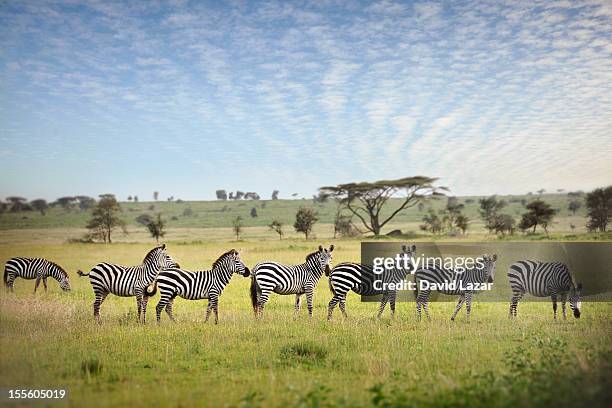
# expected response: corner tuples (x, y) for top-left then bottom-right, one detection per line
(0, 238), (611, 407)
(0, 193), (593, 234)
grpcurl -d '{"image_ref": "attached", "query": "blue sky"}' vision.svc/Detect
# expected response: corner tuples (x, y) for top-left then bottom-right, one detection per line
(1, 0), (611, 201)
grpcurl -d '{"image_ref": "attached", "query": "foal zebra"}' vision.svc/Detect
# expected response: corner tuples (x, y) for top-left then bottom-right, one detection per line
(78, 244), (179, 323)
(508, 261), (582, 319)
(4, 257), (71, 293)
(327, 244), (417, 320)
(155, 249), (250, 324)
(250, 245), (334, 319)
(415, 254), (498, 321)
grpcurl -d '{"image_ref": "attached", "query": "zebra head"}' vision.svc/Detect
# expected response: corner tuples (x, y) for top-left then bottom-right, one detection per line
(401, 244), (417, 273)
(50, 262), (71, 291)
(570, 283), (582, 318)
(480, 254), (498, 283)
(145, 244), (180, 270)
(213, 249), (250, 277)
(311, 245), (334, 276)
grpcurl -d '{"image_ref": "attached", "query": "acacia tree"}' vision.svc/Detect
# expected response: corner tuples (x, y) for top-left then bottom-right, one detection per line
(269, 220), (284, 239)
(233, 216), (243, 240)
(320, 176), (445, 236)
(86, 195), (126, 243)
(294, 207), (318, 239)
(585, 186), (611, 232)
(519, 199), (556, 234)
(146, 213), (166, 242)
(30, 199), (48, 215)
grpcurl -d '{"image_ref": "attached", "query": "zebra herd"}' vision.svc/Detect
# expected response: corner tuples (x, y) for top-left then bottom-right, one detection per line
(3, 243), (584, 323)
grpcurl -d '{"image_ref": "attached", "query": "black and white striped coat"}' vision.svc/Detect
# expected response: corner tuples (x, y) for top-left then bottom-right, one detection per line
(155, 249), (250, 324)
(415, 254), (498, 321)
(78, 244), (179, 323)
(4, 257), (71, 293)
(250, 245), (334, 318)
(327, 244), (416, 320)
(508, 260), (582, 319)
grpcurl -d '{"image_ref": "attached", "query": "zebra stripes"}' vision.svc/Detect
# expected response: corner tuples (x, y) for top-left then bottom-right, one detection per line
(77, 244), (179, 324)
(508, 260), (582, 319)
(327, 244), (416, 320)
(250, 245), (333, 318)
(155, 249), (250, 324)
(4, 257), (71, 293)
(415, 254), (498, 321)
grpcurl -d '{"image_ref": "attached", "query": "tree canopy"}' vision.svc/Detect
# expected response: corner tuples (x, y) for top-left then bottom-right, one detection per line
(320, 176), (445, 235)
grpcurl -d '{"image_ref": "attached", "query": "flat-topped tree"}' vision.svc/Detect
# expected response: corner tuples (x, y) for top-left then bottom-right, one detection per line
(320, 176), (446, 236)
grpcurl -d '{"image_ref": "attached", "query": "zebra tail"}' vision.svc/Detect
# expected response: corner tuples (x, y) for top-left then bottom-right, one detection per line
(328, 277), (336, 296)
(77, 270), (89, 277)
(145, 281), (157, 297)
(3, 267), (8, 288)
(249, 274), (258, 315)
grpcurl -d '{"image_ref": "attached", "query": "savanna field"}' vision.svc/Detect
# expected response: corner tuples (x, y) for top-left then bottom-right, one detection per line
(1, 198), (611, 407)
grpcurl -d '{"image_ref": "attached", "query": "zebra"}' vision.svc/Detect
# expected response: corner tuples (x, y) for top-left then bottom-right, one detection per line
(4, 257), (71, 293)
(250, 245), (334, 319)
(414, 254), (498, 322)
(155, 249), (250, 324)
(327, 244), (417, 320)
(77, 244), (179, 324)
(508, 260), (582, 319)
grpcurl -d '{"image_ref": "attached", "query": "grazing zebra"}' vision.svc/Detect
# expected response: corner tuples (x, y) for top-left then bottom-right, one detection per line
(77, 244), (179, 324)
(415, 254), (498, 321)
(327, 244), (417, 320)
(4, 257), (71, 293)
(250, 245), (334, 319)
(508, 260), (582, 319)
(155, 249), (250, 324)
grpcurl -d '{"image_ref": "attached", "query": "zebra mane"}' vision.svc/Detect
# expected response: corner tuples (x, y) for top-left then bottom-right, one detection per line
(212, 249), (237, 270)
(305, 250), (323, 262)
(143, 245), (165, 263)
(48, 260), (68, 278)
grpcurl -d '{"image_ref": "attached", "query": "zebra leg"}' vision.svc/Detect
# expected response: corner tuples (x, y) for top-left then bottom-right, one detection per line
(135, 294), (143, 323)
(416, 299), (422, 321)
(166, 298), (176, 321)
(327, 296), (340, 320)
(256, 291), (270, 319)
(377, 293), (389, 319)
(306, 290), (314, 318)
(43, 277), (48, 292)
(389, 292), (397, 319)
(465, 293), (473, 322)
(451, 294), (466, 321)
(561, 293), (567, 319)
(551, 294), (558, 319)
(212, 296), (219, 324)
(339, 299), (348, 318)
(205, 300), (213, 323)
(155, 296), (168, 323)
(294, 294), (302, 317)
(93, 291), (108, 324)
(141, 296), (150, 324)
(417, 290), (431, 321)
(509, 291), (523, 317)
(34, 276), (41, 293)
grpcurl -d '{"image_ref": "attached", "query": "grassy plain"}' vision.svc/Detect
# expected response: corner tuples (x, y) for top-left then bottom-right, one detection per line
(0, 236), (611, 407)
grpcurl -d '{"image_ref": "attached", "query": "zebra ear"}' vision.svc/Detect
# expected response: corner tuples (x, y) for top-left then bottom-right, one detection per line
(411, 244), (416, 252)
(318, 245), (323, 252)
(161, 244), (166, 250)
(329, 244), (334, 252)
(492, 254), (497, 261)
(402, 245), (407, 252)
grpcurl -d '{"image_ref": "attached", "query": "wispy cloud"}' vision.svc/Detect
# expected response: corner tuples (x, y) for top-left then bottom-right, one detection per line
(0, 0), (610, 200)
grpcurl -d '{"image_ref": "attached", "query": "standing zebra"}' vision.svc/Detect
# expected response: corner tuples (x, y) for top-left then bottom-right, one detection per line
(415, 254), (498, 321)
(508, 260), (582, 319)
(155, 249), (250, 324)
(77, 244), (179, 324)
(4, 257), (71, 293)
(250, 245), (334, 319)
(327, 244), (417, 320)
